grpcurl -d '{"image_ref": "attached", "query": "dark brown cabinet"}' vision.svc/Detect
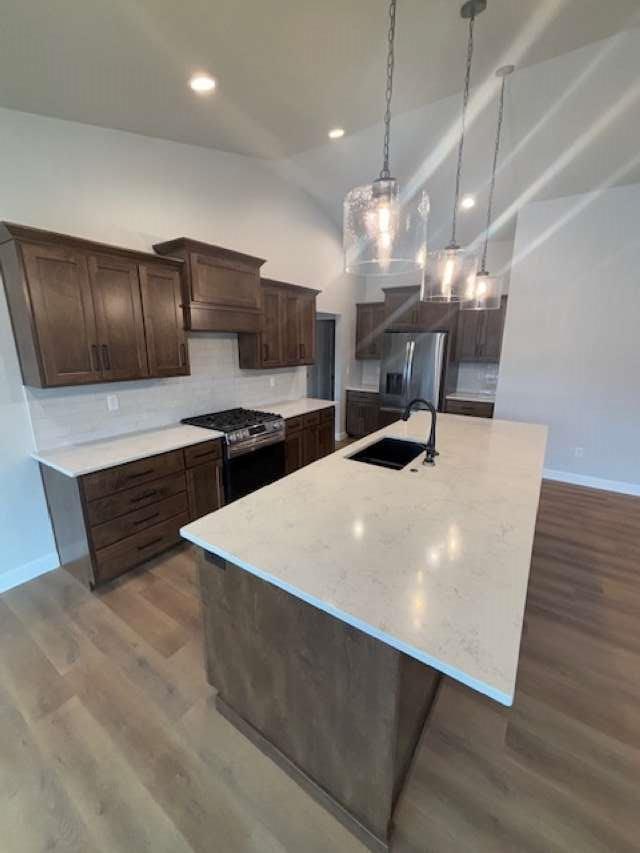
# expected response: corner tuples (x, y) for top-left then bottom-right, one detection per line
(261, 284), (286, 367)
(18, 241), (102, 386)
(285, 407), (334, 472)
(445, 398), (494, 418)
(186, 461), (224, 520)
(453, 296), (508, 363)
(140, 262), (189, 377)
(346, 391), (381, 438)
(383, 286), (421, 327)
(41, 438), (224, 588)
(89, 254), (149, 381)
(238, 279), (319, 369)
(153, 237), (266, 333)
(0, 223), (188, 388)
(355, 302), (385, 359)
(285, 428), (304, 475)
(285, 289), (316, 365)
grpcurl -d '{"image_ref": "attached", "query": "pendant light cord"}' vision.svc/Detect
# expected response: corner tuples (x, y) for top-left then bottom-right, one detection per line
(451, 12), (475, 245)
(480, 71), (508, 273)
(380, 0), (397, 180)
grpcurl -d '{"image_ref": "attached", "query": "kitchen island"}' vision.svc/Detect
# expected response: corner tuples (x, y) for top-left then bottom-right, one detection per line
(181, 412), (547, 852)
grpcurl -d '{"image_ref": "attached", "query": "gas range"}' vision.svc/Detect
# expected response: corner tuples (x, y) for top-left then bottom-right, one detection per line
(182, 407), (285, 459)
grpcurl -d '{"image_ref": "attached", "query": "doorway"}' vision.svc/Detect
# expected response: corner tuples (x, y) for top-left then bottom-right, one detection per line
(307, 314), (335, 400)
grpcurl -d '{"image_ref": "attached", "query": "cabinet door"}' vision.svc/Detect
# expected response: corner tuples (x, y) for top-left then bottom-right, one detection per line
(284, 291), (302, 364)
(285, 431), (304, 475)
(318, 421), (335, 458)
(186, 461), (224, 521)
(385, 289), (420, 327)
(88, 254), (148, 381)
(454, 310), (482, 362)
(477, 296), (507, 362)
(21, 242), (101, 386)
(357, 303), (386, 359)
(139, 263), (189, 377)
(262, 286), (285, 367)
(303, 426), (320, 466)
(299, 293), (316, 364)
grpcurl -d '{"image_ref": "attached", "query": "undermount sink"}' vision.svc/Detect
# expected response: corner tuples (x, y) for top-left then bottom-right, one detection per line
(348, 437), (427, 471)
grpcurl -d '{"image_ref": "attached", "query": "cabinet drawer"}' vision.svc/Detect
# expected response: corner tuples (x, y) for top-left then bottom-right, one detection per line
(89, 491), (188, 551)
(94, 512), (189, 584)
(446, 399), (494, 418)
(86, 471), (186, 526)
(286, 415), (304, 434)
(347, 391), (379, 404)
(303, 411), (320, 428)
(320, 406), (335, 424)
(82, 449), (184, 501)
(184, 440), (222, 468)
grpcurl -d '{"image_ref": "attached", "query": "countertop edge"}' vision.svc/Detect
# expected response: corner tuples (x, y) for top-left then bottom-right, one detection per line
(32, 427), (221, 478)
(181, 528), (514, 707)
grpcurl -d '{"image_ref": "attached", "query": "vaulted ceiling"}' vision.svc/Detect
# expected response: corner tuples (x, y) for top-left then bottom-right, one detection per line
(0, 0), (638, 158)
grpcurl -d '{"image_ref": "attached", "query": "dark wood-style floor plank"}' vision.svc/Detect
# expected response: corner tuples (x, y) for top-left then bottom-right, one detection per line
(0, 479), (638, 852)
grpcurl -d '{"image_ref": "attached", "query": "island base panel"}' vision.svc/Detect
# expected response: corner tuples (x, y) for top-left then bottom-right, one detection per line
(199, 550), (441, 852)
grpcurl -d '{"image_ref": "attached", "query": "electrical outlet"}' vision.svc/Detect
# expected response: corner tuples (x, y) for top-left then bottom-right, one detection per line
(107, 394), (119, 412)
(269, 377), (275, 388)
(574, 446), (584, 458)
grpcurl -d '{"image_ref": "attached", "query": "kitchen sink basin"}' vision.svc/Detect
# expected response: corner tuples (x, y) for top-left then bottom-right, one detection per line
(348, 437), (427, 470)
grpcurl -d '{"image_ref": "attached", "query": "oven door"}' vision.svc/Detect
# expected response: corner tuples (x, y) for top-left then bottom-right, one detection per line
(223, 441), (285, 503)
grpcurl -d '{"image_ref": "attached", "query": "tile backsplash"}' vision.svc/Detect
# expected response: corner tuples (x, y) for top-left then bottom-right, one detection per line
(455, 362), (499, 394)
(361, 360), (380, 388)
(26, 334), (307, 450)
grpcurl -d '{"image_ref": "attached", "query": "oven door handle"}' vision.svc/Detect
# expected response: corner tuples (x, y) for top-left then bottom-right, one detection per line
(226, 433), (285, 458)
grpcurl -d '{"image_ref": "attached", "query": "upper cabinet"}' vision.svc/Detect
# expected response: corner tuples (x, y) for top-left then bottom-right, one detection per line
(238, 278), (319, 369)
(454, 296), (508, 363)
(355, 302), (385, 359)
(152, 237), (265, 333)
(0, 223), (188, 388)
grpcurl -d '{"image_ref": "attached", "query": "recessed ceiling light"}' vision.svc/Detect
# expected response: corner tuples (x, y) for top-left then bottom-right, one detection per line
(189, 73), (216, 94)
(460, 195), (475, 210)
(328, 128), (345, 140)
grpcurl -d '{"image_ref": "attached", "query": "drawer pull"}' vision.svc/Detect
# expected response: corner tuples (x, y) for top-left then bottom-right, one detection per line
(137, 536), (163, 551)
(127, 469), (154, 480)
(191, 451), (213, 461)
(130, 489), (158, 504)
(133, 512), (160, 526)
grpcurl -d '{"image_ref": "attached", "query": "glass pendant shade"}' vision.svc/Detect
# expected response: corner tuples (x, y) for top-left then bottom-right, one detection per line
(421, 244), (478, 302)
(343, 179), (429, 275)
(461, 270), (503, 310)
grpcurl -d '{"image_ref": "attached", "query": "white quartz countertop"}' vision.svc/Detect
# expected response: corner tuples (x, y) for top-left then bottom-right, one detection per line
(181, 413), (547, 706)
(345, 385), (379, 394)
(447, 391), (496, 403)
(31, 397), (335, 477)
(33, 424), (220, 477)
(270, 398), (335, 418)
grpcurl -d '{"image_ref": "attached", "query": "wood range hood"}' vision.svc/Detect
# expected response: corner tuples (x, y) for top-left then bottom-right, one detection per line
(153, 236), (266, 333)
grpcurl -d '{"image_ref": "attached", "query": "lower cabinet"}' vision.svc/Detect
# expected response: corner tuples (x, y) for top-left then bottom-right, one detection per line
(346, 391), (381, 438)
(285, 407), (335, 473)
(41, 438), (224, 588)
(445, 399), (494, 418)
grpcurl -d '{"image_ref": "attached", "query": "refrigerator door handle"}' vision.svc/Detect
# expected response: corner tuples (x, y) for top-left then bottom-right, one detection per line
(404, 339), (416, 400)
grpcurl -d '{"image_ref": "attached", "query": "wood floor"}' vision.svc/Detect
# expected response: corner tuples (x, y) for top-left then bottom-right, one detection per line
(1, 480), (639, 852)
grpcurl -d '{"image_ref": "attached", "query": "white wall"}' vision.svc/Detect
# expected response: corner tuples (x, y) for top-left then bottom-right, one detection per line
(0, 285), (58, 591)
(495, 182), (640, 494)
(0, 106), (362, 584)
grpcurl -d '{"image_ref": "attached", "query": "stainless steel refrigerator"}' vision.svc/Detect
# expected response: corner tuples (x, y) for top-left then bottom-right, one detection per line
(378, 330), (448, 413)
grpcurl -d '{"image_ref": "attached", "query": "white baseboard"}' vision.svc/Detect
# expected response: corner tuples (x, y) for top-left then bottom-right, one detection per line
(0, 551), (59, 594)
(543, 468), (640, 497)
(336, 431), (347, 441)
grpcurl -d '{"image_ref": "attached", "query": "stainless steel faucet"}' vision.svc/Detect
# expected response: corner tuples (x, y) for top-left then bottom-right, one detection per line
(401, 398), (438, 465)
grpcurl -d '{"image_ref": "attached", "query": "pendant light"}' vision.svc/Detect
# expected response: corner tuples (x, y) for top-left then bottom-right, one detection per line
(462, 65), (513, 310)
(421, 0), (485, 302)
(343, 0), (429, 276)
